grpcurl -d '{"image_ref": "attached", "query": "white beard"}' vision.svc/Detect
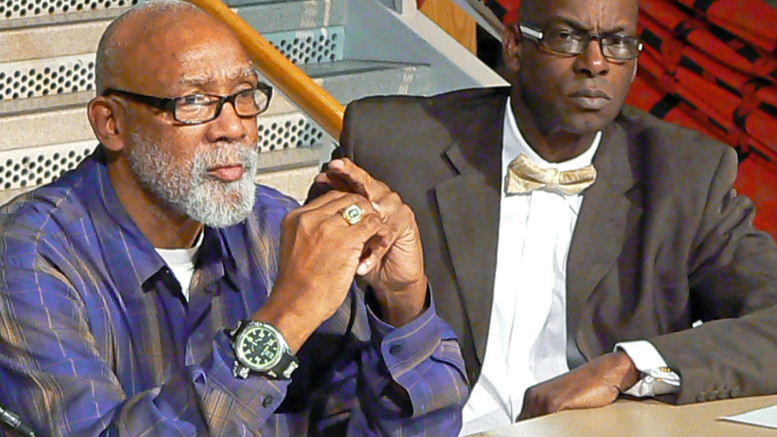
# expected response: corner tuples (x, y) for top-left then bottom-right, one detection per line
(127, 131), (259, 228)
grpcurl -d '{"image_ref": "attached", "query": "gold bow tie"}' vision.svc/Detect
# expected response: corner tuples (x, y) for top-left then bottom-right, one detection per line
(506, 154), (597, 196)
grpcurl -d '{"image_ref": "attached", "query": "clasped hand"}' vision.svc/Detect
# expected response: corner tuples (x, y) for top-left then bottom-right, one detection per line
(256, 159), (427, 352)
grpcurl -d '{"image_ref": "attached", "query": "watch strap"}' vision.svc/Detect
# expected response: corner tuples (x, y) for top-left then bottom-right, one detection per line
(267, 350), (299, 380)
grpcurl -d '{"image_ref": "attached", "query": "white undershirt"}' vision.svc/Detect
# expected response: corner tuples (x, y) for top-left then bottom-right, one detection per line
(460, 101), (676, 436)
(155, 231), (204, 302)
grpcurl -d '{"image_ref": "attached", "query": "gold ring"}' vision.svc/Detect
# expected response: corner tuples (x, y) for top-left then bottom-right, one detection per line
(342, 203), (363, 225)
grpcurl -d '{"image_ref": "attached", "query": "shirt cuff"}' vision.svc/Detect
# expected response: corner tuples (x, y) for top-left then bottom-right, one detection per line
(365, 288), (464, 416)
(366, 290), (441, 373)
(196, 331), (292, 425)
(615, 340), (681, 397)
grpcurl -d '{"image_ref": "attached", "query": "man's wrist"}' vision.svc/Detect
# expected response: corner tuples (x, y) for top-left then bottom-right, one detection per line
(252, 293), (320, 354)
(373, 277), (428, 327)
(615, 340), (682, 396)
(611, 350), (641, 392)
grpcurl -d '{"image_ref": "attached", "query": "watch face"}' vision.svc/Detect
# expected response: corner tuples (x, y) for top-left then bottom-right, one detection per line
(235, 324), (282, 371)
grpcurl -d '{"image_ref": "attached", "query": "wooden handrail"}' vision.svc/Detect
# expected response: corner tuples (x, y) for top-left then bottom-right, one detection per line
(185, 0), (345, 138)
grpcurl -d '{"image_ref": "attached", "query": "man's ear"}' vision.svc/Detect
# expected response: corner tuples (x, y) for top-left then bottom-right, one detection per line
(503, 23), (522, 72)
(88, 96), (126, 152)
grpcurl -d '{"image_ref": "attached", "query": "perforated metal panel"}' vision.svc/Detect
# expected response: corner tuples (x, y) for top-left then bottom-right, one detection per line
(0, 0), (138, 20)
(267, 27), (345, 64)
(0, 54), (94, 101)
(258, 113), (324, 152)
(0, 141), (95, 190)
(0, 27), (344, 105)
(0, 113), (323, 190)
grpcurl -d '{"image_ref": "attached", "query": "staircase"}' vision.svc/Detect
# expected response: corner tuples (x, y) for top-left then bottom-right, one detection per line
(0, 0), (504, 205)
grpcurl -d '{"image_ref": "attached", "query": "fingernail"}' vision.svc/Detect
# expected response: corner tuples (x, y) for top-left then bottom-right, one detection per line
(356, 261), (369, 276)
(329, 159), (344, 169)
(371, 201), (381, 212)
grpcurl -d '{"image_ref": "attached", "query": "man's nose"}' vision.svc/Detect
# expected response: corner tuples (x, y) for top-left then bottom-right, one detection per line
(206, 100), (249, 143)
(573, 39), (610, 78)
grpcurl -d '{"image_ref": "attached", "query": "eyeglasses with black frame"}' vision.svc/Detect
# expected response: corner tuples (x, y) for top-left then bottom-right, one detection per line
(102, 82), (273, 125)
(518, 23), (643, 61)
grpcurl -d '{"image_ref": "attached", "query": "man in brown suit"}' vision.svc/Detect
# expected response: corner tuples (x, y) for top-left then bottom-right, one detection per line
(315, 0), (777, 434)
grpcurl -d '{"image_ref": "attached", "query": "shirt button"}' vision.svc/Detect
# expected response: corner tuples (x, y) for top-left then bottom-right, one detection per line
(262, 396), (274, 408)
(389, 344), (403, 356)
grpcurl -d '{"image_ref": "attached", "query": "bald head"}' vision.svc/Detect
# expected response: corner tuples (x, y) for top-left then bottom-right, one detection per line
(517, 0), (639, 24)
(94, 0), (241, 94)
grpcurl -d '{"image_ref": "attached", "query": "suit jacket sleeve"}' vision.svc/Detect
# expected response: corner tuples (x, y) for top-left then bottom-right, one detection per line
(650, 145), (777, 404)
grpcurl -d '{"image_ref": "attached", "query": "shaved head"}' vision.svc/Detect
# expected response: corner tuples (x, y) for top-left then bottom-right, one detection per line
(94, 0), (231, 94)
(518, 0), (639, 24)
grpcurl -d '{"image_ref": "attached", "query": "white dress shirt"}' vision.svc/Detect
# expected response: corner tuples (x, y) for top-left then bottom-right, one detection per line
(460, 101), (678, 436)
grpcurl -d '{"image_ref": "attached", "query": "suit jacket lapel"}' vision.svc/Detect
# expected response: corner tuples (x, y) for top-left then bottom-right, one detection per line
(434, 96), (506, 365)
(567, 120), (638, 358)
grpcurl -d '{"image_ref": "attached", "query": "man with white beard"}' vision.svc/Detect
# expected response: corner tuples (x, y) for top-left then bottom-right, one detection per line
(0, 1), (468, 436)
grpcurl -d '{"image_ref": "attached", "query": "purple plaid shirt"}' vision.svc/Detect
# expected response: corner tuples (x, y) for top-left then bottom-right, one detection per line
(0, 148), (467, 436)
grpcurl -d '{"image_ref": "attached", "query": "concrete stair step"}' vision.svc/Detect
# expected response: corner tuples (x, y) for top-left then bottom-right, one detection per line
(236, 0), (344, 33)
(0, 1), (133, 31)
(0, 145), (322, 206)
(303, 59), (431, 99)
(0, 19), (108, 63)
(0, 56), (431, 199)
(0, 23), (347, 110)
(0, 0), (438, 207)
(0, 0), (339, 31)
(0, 109), (330, 183)
(0, 0), (342, 56)
(0, 59), (428, 152)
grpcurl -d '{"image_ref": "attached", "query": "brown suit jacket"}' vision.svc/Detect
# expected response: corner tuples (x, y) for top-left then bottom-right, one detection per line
(334, 87), (777, 404)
